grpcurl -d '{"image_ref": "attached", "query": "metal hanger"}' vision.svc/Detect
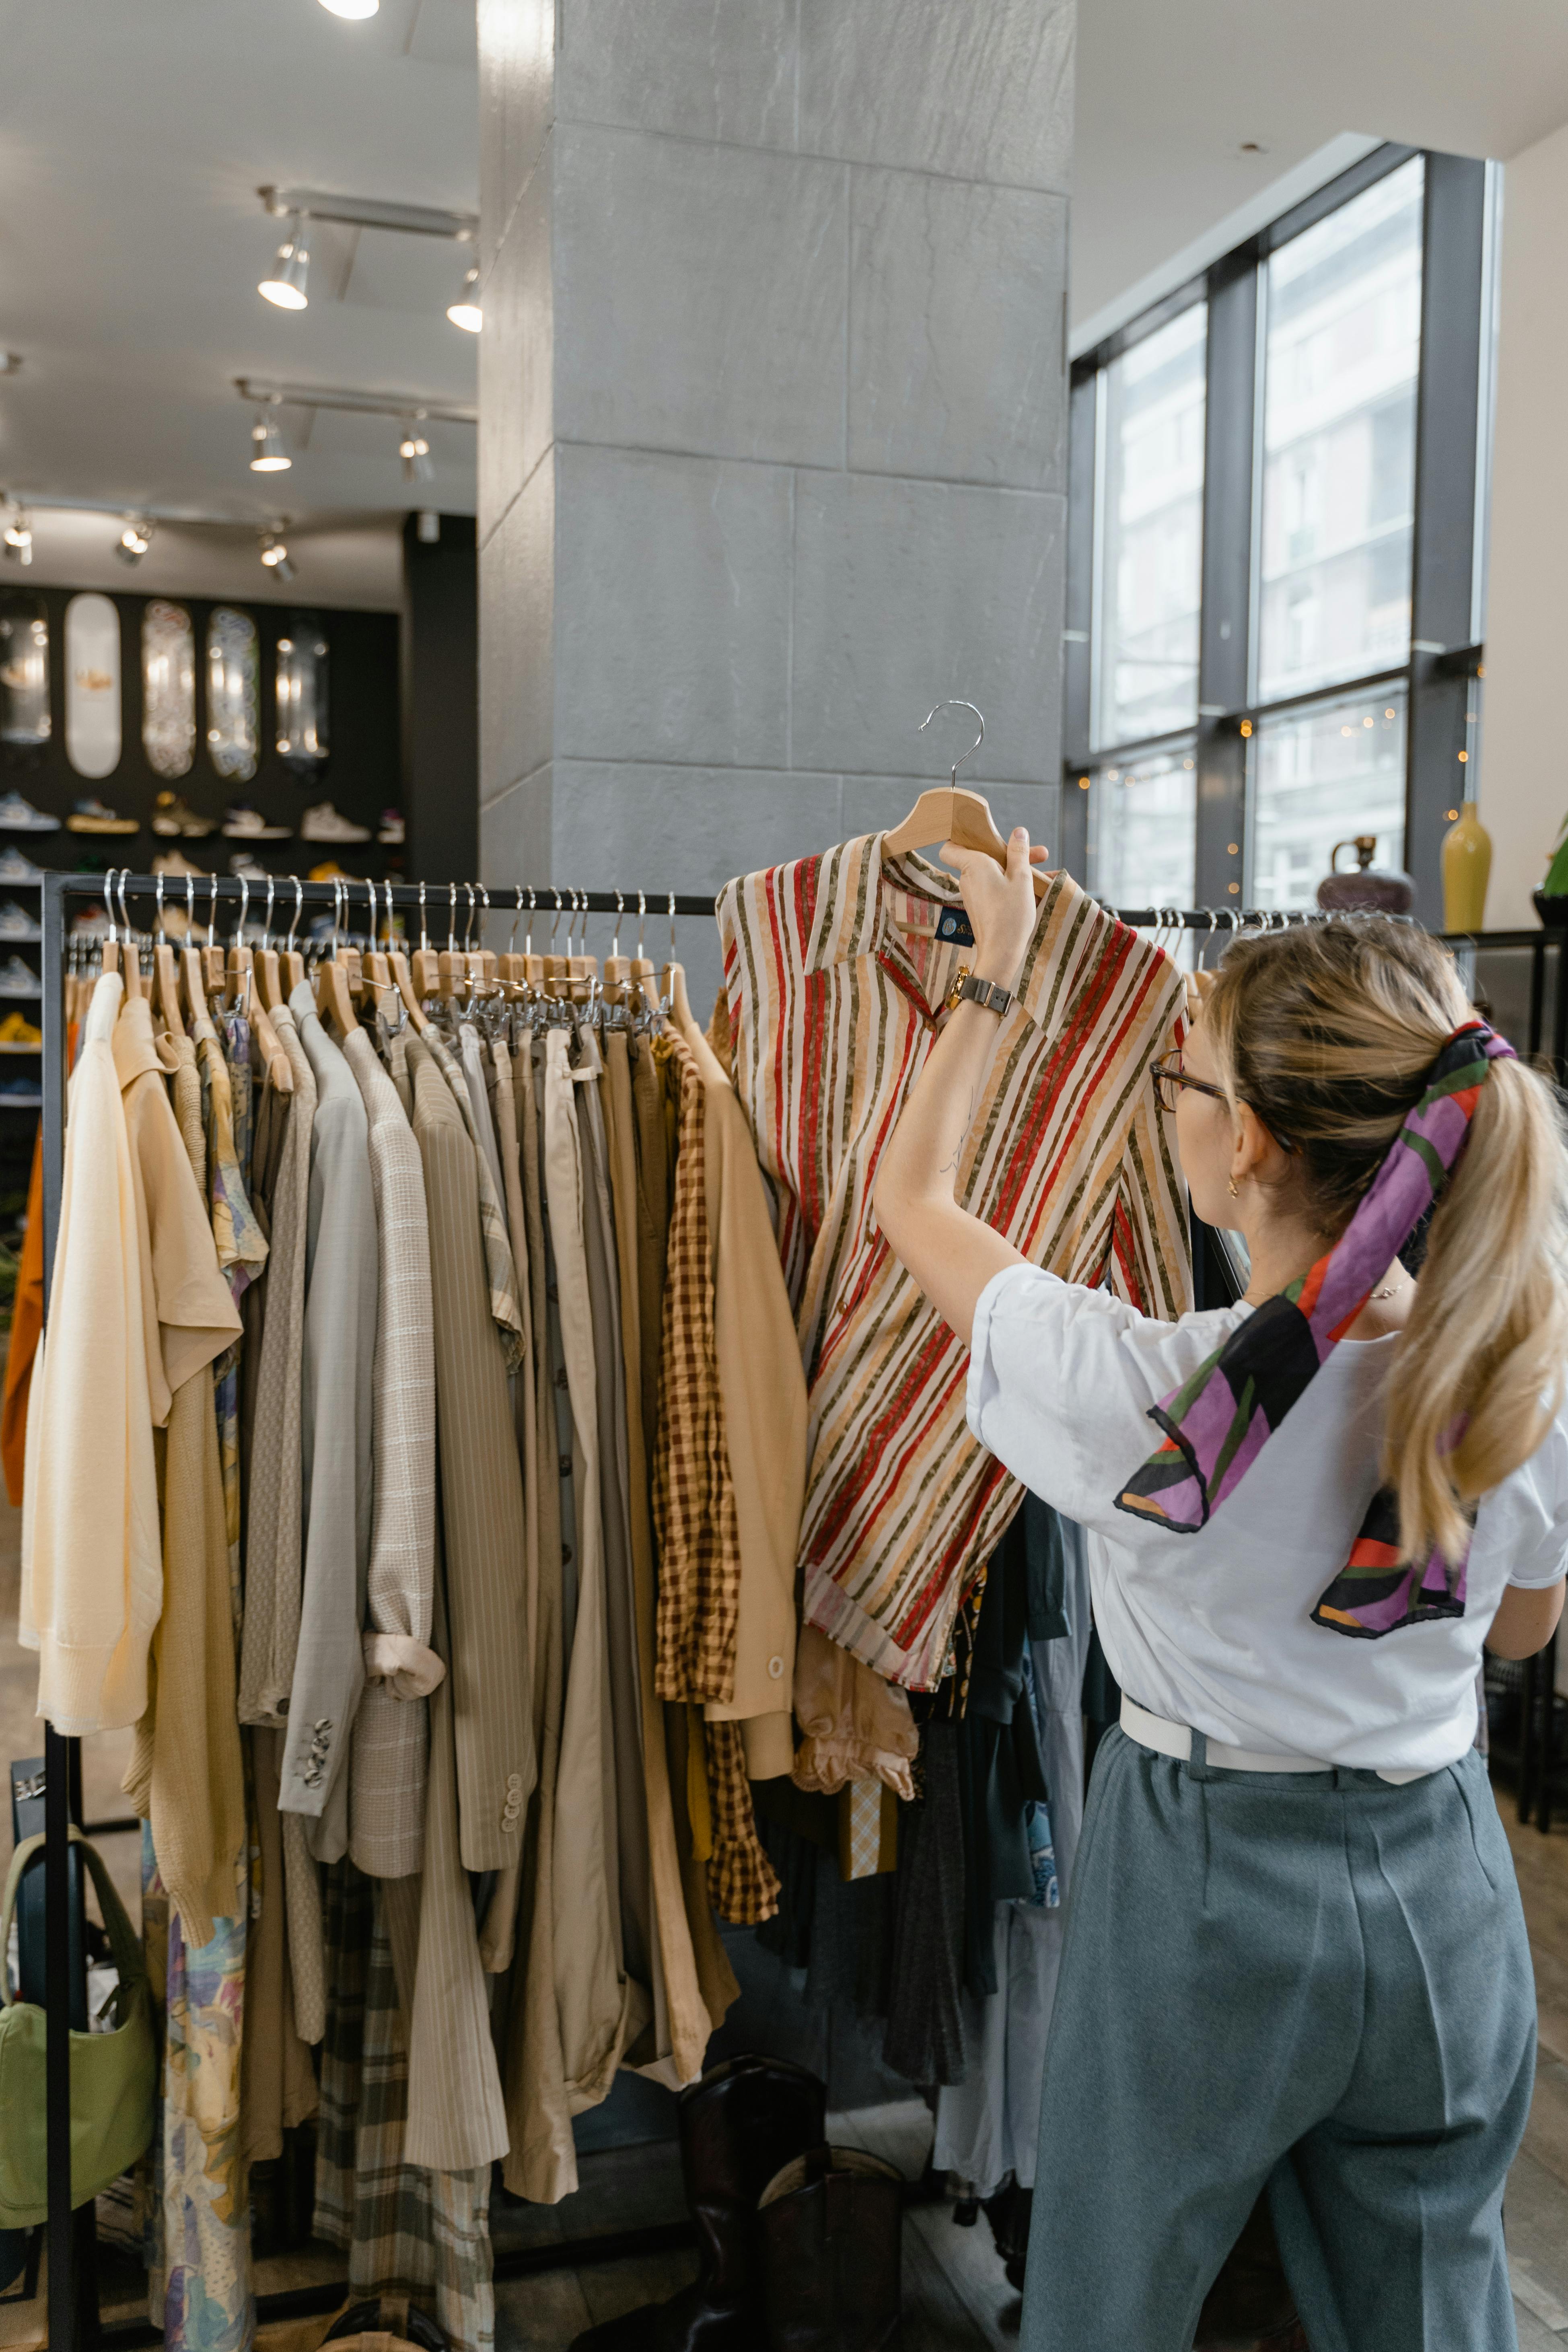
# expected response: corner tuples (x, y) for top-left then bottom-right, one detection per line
(883, 700), (1049, 901)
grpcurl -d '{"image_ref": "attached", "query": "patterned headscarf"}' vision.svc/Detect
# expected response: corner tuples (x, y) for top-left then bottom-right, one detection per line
(1115, 1020), (1516, 1638)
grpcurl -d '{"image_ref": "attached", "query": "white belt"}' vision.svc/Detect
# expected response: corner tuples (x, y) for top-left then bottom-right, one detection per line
(1119, 1696), (1432, 1787)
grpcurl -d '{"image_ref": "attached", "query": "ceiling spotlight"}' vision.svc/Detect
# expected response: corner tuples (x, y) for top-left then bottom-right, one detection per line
(259, 529), (296, 583)
(259, 214), (311, 310)
(249, 408), (292, 473)
(116, 516), (154, 567)
(399, 419), (434, 484)
(446, 261), (482, 333)
(2, 509), (33, 566)
(319, 0), (379, 14)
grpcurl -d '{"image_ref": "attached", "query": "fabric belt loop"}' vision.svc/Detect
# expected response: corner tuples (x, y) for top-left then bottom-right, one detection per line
(1187, 1728), (1217, 1782)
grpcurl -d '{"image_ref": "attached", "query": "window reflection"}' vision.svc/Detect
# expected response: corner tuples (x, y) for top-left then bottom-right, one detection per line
(1248, 691), (1406, 911)
(1087, 745), (1197, 914)
(1095, 305), (1206, 747)
(1257, 158), (1424, 703)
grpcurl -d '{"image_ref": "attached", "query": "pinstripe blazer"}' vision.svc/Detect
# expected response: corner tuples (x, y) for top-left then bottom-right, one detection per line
(406, 1037), (535, 1873)
(280, 986), (379, 1854)
(343, 1028), (439, 1880)
(238, 1007), (316, 1728)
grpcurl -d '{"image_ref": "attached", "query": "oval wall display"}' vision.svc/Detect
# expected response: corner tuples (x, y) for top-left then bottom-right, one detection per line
(0, 595), (50, 748)
(206, 606), (260, 782)
(142, 599), (195, 779)
(64, 593), (122, 780)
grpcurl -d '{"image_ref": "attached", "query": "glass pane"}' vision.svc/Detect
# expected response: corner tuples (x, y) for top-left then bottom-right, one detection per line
(1257, 158), (1424, 703)
(1248, 689), (1406, 912)
(1086, 745), (1197, 912)
(276, 621), (329, 773)
(1095, 304), (1206, 747)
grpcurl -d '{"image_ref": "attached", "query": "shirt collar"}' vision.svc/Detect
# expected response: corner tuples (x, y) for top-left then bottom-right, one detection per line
(111, 991), (169, 1090)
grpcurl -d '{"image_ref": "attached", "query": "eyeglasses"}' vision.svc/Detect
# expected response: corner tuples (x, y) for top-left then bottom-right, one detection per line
(1149, 1054), (1297, 1153)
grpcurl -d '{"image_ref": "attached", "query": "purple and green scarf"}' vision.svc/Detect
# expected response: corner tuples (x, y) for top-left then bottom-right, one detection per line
(1115, 1020), (1515, 1638)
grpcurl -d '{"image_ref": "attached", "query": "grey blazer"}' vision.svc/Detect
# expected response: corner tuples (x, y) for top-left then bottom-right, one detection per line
(407, 1036), (535, 1873)
(280, 984), (379, 1854)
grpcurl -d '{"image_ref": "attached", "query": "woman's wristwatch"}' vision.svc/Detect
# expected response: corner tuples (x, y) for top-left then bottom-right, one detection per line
(945, 965), (1013, 1018)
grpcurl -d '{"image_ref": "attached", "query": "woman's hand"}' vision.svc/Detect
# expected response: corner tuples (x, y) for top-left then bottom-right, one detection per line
(942, 827), (1048, 992)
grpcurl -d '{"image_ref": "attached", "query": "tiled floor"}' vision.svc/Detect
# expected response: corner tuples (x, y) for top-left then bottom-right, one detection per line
(0, 1484), (1566, 2348)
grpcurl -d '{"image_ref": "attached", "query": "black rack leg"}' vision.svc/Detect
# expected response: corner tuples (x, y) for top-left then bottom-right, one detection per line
(44, 1723), (74, 2352)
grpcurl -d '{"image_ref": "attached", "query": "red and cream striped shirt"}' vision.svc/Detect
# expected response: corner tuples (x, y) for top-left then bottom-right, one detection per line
(718, 837), (1191, 1690)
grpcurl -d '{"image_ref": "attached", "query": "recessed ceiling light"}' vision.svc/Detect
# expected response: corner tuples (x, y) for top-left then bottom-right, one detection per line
(447, 261), (482, 333)
(116, 517), (154, 567)
(259, 216), (311, 310)
(319, 0), (379, 16)
(249, 410), (292, 473)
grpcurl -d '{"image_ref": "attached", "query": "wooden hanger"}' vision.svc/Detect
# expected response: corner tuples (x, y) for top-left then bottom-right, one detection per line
(313, 882), (358, 1035)
(101, 867), (123, 984)
(662, 959), (695, 1032)
(882, 701), (1048, 901)
(152, 879), (185, 1041)
(117, 875), (144, 1000)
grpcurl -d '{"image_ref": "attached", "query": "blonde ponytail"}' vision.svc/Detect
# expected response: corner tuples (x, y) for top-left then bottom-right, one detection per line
(1205, 917), (1568, 1566)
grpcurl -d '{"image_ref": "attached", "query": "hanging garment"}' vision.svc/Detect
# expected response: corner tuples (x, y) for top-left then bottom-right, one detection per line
(313, 1867), (495, 2352)
(717, 842), (1191, 1689)
(198, 1028), (268, 1638)
(343, 1027), (440, 1881)
(1, 1130), (43, 1506)
(881, 1714), (967, 2087)
(420, 1025), (525, 1370)
(575, 1023), (653, 1989)
(599, 1027), (718, 2088)
(280, 984), (379, 1858)
(458, 1020), (506, 1209)
(500, 1033), (578, 2205)
(238, 1006), (316, 1728)
(540, 1024), (647, 2105)
(935, 1512), (1092, 2197)
(237, 1053), (292, 1523)
(653, 1031), (780, 1926)
(239, 1725), (320, 2167)
(19, 973), (161, 1730)
(668, 989), (806, 1782)
(404, 1035), (534, 1868)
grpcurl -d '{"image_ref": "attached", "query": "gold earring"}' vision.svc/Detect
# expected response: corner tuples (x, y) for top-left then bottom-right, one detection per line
(1227, 1177), (1239, 1199)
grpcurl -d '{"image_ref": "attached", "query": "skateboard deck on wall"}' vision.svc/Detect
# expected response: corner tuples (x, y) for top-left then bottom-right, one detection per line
(206, 604), (259, 783)
(142, 599), (195, 779)
(64, 591), (121, 779)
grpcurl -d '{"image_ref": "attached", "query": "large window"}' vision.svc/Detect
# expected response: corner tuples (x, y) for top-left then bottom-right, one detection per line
(1095, 305), (1206, 747)
(1066, 145), (1490, 926)
(1256, 158), (1424, 704)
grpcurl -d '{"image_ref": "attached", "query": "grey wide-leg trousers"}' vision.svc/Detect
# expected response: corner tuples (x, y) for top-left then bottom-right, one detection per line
(1022, 1727), (1536, 2352)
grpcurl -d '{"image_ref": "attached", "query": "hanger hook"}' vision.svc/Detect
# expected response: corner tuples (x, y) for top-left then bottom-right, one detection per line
(464, 879), (476, 952)
(613, 888), (623, 962)
(477, 882), (490, 955)
(918, 698), (986, 790)
(669, 890), (676, 962)
(527, 884), (535, 960)
(508, 885), (523, 955)
(105, 868), (119, 947)
(263, 873), (275, 949)
(637, 889), (646, 961)
(233, 872), (249, 947)
(155, 871), (167, 945)
(447, 880), (457, 953)
(287, 875), (302, 954)
(417, 878), (428, 951)
(551, 888), (562, 949)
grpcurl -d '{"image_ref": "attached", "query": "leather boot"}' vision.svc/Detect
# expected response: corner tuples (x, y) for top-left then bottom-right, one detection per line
(757, 2145), (903, 2352)
(1193, 2191), (1301, 2350)
(570, 2054), (826, 2352)
(980, 2178), (1031, 2292)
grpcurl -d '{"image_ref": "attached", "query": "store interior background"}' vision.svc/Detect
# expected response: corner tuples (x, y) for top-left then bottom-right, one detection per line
(6, 1), (1568, 2346)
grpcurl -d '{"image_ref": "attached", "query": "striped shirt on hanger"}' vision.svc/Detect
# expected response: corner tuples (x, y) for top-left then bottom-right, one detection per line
(718, 838), (1191, 1691)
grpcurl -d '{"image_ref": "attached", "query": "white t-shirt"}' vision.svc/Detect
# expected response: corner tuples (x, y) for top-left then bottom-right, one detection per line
(966, 1264), (1568, 1773)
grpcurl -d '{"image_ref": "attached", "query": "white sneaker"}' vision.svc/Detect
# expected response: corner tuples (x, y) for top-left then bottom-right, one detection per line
(228, 853), (270, 881)
(0, 848), (43, 883)
(0, 901), (40, 939)
(378, 808), (405, 846)
(152, 848), (209, 879)
(0, 792), (58, 833)
(223, 805), (292, 840)
(300, 802), (371, 844)
(0, 955), (39, 997)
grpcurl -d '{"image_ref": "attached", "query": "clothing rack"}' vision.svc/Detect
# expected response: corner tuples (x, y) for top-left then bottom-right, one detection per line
(35, 870), (723, 2352)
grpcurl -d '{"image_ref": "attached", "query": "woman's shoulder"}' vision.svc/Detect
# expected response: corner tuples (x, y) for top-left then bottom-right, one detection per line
(975, 1261), (1250, 1393)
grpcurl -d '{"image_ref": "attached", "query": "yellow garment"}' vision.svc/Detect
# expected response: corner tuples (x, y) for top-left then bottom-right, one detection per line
(19, 974), (161, 1731)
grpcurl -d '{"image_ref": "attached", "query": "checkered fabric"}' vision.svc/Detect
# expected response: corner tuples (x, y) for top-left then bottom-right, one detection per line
(652, 1037), (742, 1706)
(704, 1717), (780, 1926)
(315, 1861), (495, 2352)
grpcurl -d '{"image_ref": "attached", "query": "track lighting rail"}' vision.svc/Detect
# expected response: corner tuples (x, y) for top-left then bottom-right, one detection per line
(258, 185), (478, 241)
(235, 377), (477, 426)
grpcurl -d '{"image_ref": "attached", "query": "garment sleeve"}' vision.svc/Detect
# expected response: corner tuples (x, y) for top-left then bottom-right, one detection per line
(1474, 1399), (1568, 1590)
(1106, 1077), (1194, 1324)
(965, 1263), (1245, 1545)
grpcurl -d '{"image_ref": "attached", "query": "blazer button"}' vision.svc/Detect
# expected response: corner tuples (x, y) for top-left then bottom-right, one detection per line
(767, 1656), (785, 1680)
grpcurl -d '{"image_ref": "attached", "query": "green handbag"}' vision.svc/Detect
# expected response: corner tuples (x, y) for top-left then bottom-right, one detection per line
(0, 1827), (156, 2229)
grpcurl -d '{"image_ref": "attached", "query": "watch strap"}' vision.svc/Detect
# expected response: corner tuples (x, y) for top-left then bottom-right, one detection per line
(950, 969), (1012, 1018)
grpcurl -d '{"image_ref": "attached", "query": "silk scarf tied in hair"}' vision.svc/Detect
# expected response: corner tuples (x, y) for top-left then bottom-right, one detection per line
(1115, 1020), (1516, 1638)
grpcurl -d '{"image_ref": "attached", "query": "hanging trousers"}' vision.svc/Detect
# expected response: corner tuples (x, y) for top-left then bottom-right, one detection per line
(1023, 1727), (1536, 2352)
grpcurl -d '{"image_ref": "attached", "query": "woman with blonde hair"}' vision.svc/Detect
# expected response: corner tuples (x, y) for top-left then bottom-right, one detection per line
(875, 834), (1568, 2352)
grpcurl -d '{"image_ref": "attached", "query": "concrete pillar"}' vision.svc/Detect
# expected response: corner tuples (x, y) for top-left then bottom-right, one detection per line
(477, 0), (1074, 1008)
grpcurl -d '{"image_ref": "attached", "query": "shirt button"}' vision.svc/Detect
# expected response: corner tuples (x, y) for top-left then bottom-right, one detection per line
(767, 1656), (785, 1681)
(506, 1773), (523, 1792)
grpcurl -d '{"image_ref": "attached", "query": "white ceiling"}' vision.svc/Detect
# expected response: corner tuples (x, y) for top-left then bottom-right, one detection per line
(0, 0), (478, 531)
(1072, 0), (1568, 336)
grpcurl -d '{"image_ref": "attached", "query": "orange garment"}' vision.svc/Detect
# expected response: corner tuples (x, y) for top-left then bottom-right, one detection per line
(2, 1131), (44, 1507)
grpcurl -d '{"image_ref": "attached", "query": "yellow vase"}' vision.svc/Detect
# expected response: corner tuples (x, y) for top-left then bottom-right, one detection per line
(1441, 800), (1492, 933)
